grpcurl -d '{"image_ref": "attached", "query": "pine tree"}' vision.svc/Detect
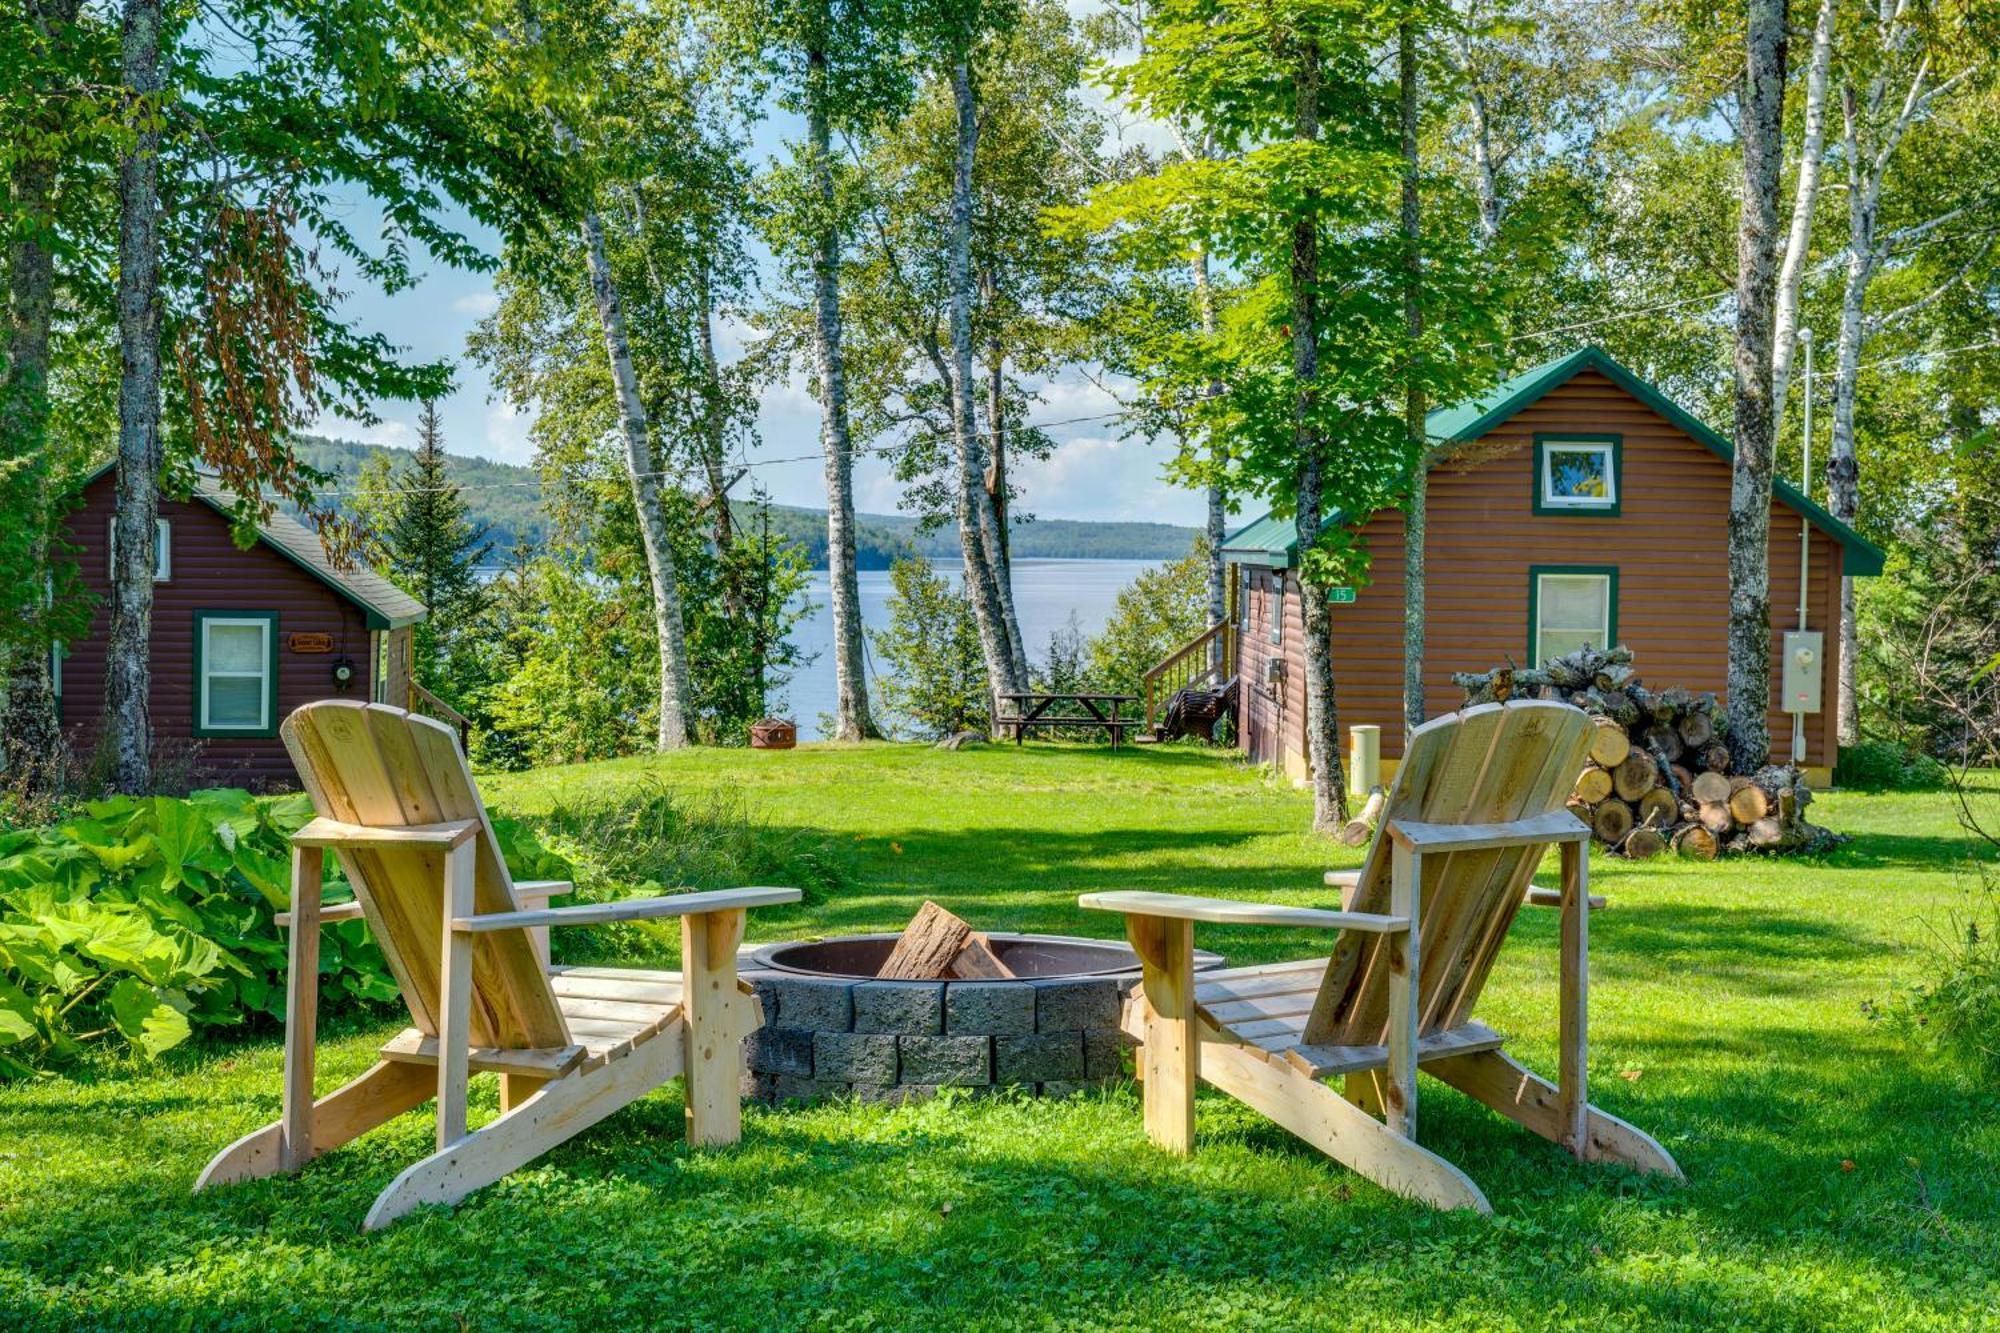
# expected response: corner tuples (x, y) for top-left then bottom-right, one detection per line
(385, 402), (492, 695)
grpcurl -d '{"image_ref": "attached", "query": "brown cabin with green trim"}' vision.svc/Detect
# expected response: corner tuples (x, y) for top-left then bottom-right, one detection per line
(55, 465), (427, 787)
(1223, 346), (1885, 787)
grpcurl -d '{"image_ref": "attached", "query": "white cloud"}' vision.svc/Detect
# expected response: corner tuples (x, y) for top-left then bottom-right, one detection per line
(451, 289), (501, 318)
(349, 419), (413, 448)
(482, 401), (536, 465)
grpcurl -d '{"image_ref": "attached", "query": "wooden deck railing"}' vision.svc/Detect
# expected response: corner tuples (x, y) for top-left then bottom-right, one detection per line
(410, 681), (472, 747)
(1141, 622), (1237, 731)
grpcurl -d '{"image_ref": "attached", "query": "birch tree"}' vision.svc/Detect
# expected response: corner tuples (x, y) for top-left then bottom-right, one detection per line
(1770, 0), (1838, 425)
(1724, 0), (1788, 774)
(736, 0), (913, 741)
(1825, 1), (1984, 745)
(1398, 20), (1426, 735)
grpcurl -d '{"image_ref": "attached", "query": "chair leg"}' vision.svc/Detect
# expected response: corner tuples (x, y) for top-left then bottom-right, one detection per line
(680, 908), (755, 1148)
(197, 1060), (434, 1191)
(364, 1024), (684, 1231)
(1558, 838), (1589, 1157)
(436, 840), (478, 1149)
(281, 845), (324, 1171)
(1425, 1048), (1683, 1180)
(1125, 913), (1196, 1155)
(1200, 1036), (1489, 1213)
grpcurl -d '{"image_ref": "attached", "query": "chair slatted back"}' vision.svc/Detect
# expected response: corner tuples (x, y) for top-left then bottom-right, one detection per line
(282, 701), (571, 1051)
(1303, 701), (1593, 1048)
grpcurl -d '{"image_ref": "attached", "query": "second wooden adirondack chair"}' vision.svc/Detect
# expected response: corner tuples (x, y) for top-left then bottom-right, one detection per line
(195, 700), (800, 1230)
(1081, 700), (1681, 1213)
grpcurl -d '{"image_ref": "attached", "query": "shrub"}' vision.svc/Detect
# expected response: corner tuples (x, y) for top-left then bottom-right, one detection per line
(1870, 878), (2000, 1077)
(870, 557), (989, 740)
(1084, 539), (1211, 697)
(0, 790), (399, 1076)
(1834, 739), (1949, 792)
(519, 779), (848, 962)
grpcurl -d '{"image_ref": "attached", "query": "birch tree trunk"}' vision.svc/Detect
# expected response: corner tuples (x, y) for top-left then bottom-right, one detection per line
(579, 208), (691, 750)
(694, 260), (734, 560)
(1289, 38), (1345, 830)
(1190, 245), (1227, 657)
(1, 0), (74, 787)
(946, 57), (1024, 705)
(806, 54), (878, 742)
(1724, 0), (1789, 773)
(1771, 0), (1838, 425)
(1399, 20), (1428, 739)
(1454, 26), (1501, 247)
(106, 0), (165, 794)
(984, 340), (1030, 674)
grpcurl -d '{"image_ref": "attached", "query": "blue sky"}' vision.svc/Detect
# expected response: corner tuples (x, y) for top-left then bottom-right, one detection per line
(311, 102), (1214, 529)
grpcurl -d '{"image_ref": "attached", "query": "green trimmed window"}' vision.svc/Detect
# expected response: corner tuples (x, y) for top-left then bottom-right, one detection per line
(195, 611), (279, 736)
(1534, 436), (1621, 514)
(1529, 566), (1617, 664)
(1269, 575), (1284, 645)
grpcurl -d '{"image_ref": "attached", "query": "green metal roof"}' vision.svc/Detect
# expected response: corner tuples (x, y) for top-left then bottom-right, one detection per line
(1224, 346), (1886, 576)
(1219, 510), (1343, 566)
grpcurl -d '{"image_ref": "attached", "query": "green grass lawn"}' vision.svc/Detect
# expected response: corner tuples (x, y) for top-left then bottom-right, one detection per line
(4, 743), (1998, 1329)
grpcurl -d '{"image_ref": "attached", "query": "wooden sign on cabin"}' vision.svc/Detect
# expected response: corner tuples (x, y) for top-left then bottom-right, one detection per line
(288, 632), (335, 654)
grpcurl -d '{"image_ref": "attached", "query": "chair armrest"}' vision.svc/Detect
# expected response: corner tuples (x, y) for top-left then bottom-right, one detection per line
(292, 816), (479, 849)
(452, 885), (801, 933)
(1078, 890), (1406, 934)
(1327, 871), (1605, 912)
(277, 881), (577, 928)
(1387, 808), (1589, 853)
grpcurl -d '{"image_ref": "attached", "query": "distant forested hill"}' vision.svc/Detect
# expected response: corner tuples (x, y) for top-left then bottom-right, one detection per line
(296, 436), (1197, 566)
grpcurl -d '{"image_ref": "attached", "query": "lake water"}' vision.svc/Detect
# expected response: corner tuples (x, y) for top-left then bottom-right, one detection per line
(781, 558), (1159, 739)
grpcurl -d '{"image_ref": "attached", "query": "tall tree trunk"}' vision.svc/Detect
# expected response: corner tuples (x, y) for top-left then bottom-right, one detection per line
(1829, 81), (1884, 751)
(1290, 38), (1345, 830)
(1460, 47), (1500, 246)
(694, 260), (734, 559)
(1, 0), (76, 788)
(1725, 0), (1788, 774)
(1771, 0), (1837, 425)
(1190, 245), (1227, 657)
(983, 335), (1029, 674)
(579, 208), (691, 750)
(1399, 20), (1427, 740)
(106, 0), (165, 794)
(945, 57), (1023, 705)
(806, 52), (877, 742)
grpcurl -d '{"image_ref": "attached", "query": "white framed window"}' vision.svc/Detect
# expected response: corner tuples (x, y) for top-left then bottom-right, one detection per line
(1535, 437), (1620, 514)
(1237, 566), (1251, 633)
(108, 516), (172, 581)
(1270, 576), (1285, 646)
(1530, 567), (1617, 664)
(196, 612), (278, 736)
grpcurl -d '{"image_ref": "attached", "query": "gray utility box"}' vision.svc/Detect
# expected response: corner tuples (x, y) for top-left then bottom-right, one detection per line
(1782, 631), (1824, 713)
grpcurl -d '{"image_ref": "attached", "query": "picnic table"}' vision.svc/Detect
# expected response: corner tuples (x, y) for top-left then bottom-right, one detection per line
(996, 692), (1141, 748)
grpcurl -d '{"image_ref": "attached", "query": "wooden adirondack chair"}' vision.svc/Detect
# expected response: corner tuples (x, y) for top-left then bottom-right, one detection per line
(1080, 700), (1681, 1213)
(195, 700), (800, 1230)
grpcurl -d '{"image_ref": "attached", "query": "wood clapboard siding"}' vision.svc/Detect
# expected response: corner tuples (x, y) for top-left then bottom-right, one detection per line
(1238, 368), (1845, 774)
(59, 473), (377, 786)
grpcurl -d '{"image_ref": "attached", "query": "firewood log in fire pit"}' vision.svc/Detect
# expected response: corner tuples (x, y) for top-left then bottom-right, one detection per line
(876, 901), (1018, 980)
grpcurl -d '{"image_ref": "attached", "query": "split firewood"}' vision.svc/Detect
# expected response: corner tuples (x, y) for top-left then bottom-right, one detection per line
(1637, 787), (1679, 828)
(1699, 743), (1732, 773)
(1677, 709), (1714, 748)
(948, 933), (1018, 980)
(1690, 771), (1733, 805)
(878, 901), (974, 980)
(1672, 824), (1719, 860)
(1574, 765), (1615, 804)
(1339, 787), (1387, 847)
(1698, 802), (1735, 835)
(1588, 719), (1631, 769)
(1593, 799), (1635, 844)
(1670, 763), (1697, 795)
(1623, 827), (1666, 859)
(1728, 780), (1770, 826)
(1612, 750), (1659, 803)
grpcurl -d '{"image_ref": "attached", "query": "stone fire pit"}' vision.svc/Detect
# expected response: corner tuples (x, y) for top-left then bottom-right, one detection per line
(736, 933), (1224, 1103)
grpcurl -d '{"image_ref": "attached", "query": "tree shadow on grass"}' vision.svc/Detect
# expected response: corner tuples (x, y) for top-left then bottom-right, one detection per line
(9, 1052), (1994, 1329)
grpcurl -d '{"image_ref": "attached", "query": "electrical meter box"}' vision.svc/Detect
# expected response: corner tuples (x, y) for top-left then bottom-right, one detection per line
(1782, 631), (1824, 713)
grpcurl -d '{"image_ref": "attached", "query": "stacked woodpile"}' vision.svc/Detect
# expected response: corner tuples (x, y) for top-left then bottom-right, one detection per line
(1452, 645), (1839, 858)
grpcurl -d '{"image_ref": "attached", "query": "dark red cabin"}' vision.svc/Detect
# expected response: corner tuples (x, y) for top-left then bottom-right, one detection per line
(57, 465), (426, 787)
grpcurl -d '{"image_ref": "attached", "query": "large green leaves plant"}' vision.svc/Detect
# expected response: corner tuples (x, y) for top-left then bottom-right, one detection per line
(0, 788), (412, 1076)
